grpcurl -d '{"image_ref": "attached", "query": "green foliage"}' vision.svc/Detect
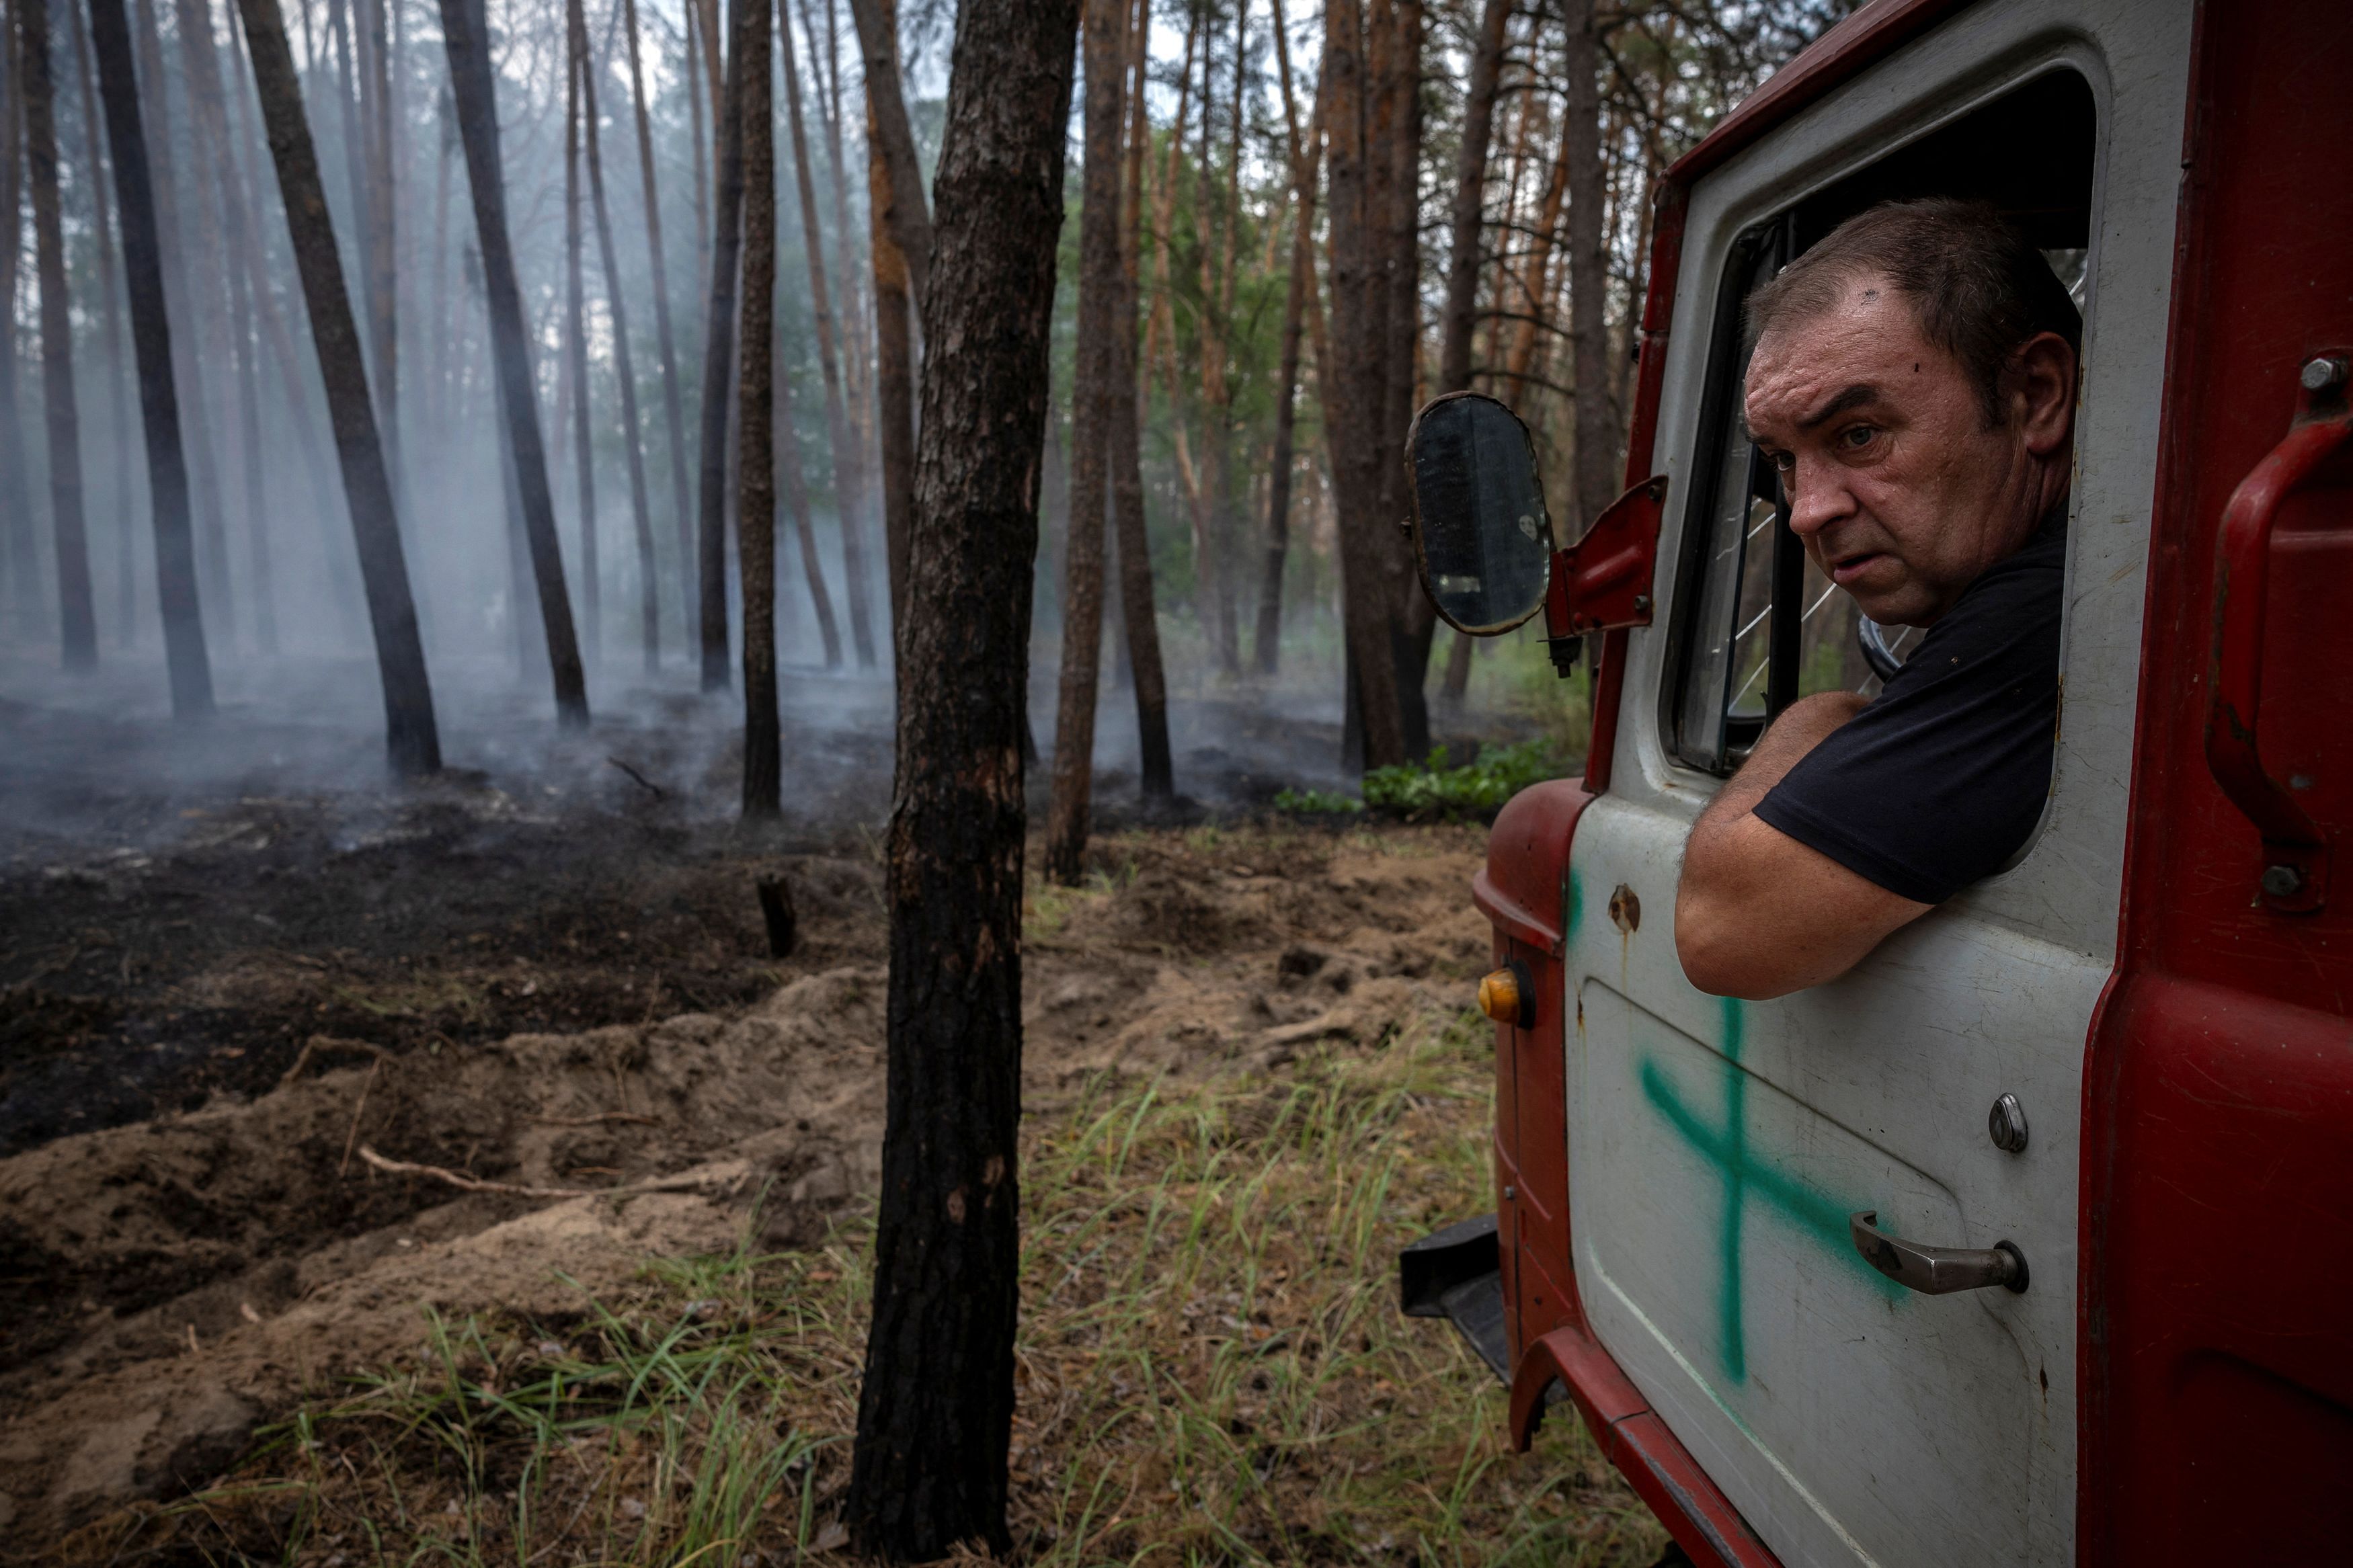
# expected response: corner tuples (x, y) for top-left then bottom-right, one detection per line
(1273, 786), (1365, 815)
(1363, 740), (1567, 819)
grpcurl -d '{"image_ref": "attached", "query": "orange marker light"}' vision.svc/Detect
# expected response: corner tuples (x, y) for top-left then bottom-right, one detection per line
(1479, 968), (1522, 1025)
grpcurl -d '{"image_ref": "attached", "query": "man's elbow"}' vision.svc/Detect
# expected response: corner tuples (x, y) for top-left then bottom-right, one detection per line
(1674, 896), (1815, 1001)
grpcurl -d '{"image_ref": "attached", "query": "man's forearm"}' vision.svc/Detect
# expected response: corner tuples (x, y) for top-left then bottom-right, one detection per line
(1691, 692), (1867, 835)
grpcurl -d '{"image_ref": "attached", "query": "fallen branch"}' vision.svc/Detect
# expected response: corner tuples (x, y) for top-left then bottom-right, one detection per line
(606, 757), (667, 800)
(355, 1145), (729, 1200)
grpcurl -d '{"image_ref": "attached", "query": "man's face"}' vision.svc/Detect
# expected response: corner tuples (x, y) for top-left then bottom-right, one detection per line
(1743, 275), (2069, 626)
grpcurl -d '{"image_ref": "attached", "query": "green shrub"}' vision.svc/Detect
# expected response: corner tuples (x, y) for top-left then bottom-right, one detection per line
(1363, 740), (1565, 819)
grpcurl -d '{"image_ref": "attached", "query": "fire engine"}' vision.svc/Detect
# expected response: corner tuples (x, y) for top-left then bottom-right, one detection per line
(1395, 2), (2353, 1565)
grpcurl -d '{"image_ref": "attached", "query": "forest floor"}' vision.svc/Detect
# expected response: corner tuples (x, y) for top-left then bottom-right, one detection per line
(0, 665), (1651, 1565)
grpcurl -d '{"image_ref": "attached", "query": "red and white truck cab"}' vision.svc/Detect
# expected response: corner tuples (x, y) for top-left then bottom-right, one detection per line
(1397, 2), (2353, 1564)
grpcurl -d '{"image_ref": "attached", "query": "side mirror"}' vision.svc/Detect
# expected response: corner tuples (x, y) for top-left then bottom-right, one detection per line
(1405, 392), (1555, 635)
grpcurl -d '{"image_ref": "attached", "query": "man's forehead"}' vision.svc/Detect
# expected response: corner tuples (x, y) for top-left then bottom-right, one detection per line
(1744, 281), (1939, 433)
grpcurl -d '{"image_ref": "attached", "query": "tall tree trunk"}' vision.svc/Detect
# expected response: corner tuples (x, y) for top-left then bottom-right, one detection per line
(1322, 0), (1406, 768)
(844, 1), (1077, 1557)
(1260, 2), (1322, 676)
(1436, 0), (1509, 393)
(1564, 0), (1613, 527)
(21, 0), (97, 667)
(859, 0), (921, 628)
(621, 0), (694, 659)
(87, 0), (210, 712)
(237, 0), (442, 770)
(356, 0), (396, 491)
(1109, 0), (1168, 796)
(1385, 0), (1431, 759)
(684, 0), (708, 319)
(844, 0), (930, 309)
(179, 0), (276, 655)
(134, 0), (233, 638)
(563, 0), (598, 661)
(1190, 5), (1241, 682)
(1043, 0), (1124, 885)
(437, 0), (588, 724)
(737, 0), (777, 817)
(576, 0), (655, 673)
(1503, 91), (1572, 398)
(807, 0), (879, 636)
(776, 319), (842, 667)
(781, 5), (875, 667)
(66, 0), (136, 646)
(0, 22), (33, 623)
(692, 0), (754, 690)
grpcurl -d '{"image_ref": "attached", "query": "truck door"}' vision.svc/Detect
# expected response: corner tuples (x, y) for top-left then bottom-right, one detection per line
(1556, 6), (2190, 1567)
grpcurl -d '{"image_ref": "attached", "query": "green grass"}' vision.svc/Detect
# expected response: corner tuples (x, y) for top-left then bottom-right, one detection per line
(89, 1013), (1663, 1567)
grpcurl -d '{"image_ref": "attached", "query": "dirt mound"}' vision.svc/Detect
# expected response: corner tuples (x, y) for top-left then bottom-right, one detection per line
(0, 827), (1492, 1546)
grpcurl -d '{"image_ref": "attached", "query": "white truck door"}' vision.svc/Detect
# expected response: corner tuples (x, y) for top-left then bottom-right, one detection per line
(1559, 5), (2190, 1566)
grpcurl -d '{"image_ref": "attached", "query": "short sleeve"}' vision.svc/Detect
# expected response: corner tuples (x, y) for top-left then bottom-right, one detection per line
(1751, 526), (2066, 904)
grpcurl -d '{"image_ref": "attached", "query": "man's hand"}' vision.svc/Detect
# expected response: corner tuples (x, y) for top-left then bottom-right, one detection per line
(1675, 692), (1933, 999)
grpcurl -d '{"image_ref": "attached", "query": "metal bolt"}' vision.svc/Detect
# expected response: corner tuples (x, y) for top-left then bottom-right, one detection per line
(1503, 1185), (1517, 1202)
(1632, 593), (1653, 614)
(1988, 1093), (2030, 1154)
(2261, 863), (2305, 899)
(2301, 356), (2348, 393)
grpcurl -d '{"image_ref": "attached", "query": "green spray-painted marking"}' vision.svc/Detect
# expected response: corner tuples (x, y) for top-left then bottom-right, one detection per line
(1638, 997), (1903, 1383)
(1564, 864), (1584, 947)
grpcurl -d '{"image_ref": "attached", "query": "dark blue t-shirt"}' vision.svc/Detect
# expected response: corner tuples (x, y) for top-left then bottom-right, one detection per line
(1753, 513), (2066, 904)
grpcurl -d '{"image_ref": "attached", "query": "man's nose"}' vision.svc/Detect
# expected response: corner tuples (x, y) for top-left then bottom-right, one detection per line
(1783, 459), (1856, 540)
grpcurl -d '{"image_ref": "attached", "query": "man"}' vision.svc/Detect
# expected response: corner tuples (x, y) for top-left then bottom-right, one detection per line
(1675, 199), (2081, 1000)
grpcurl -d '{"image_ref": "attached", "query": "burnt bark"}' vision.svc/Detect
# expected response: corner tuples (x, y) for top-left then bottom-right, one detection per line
(1109, 0), (1168, 796)
(737, 0), (777, 819)
(1042, 0), (1125, 884)
(843, 0), (1076, 1557)
(621, 0), (696, 659)
(1385, 1), (1431, 759)
(86, 0), (210, 712)
(692, 0), (756, 691)
(237, 0), (442, 772)
(21, 0), (96, 667)
(437, 0), (588, 725)
(844, 0), (930, 310)
(577, 0), (659, 673)
(782, 5), (876, 667)
(356, 0), (396, 491)
(1436, 0), (1509, 394)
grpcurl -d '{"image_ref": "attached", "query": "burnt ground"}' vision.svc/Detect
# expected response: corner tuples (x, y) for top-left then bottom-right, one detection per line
(0, 655), (1537, 1550)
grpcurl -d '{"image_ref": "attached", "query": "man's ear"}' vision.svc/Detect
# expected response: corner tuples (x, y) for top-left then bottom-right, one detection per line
(2013, 331), (2077, 458)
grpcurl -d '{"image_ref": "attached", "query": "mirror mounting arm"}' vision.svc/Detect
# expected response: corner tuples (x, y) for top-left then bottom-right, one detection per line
(1545, 475), (1669, 647)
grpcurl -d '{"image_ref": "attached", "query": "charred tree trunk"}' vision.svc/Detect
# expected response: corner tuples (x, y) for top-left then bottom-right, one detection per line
(844, 2), (1077, 1557)
(236, 0), (441, 771)
(436, 0), (588, 724)
(776, 319), (842, 667)
(781, 6), (875, 667)
(65, 0), (136, 646)
(807, 0), (881, 638)
(692, 0), (754, 691)
(87, 0), (210, 712)
(1385, 1), (1431, 759)
(1436, 0), (1509, 393)
(737, 0), (777, 818)
(1109, 0), (1169, 796)
(356, 0), (396, 492)
(859, 0), (923, 628)
(1564, 0), (1613, 527)
(1321, 0), (1406, 768)
(21, 0), (97, 667)
(683, 0), (709, 335)
(563, 0), (599, 661)
(1042, 0), (1125, 885)
(621, 0), (695, 658)
(575, 3), (658, 674)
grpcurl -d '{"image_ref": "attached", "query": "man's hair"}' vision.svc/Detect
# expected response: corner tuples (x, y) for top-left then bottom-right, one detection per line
(1745, 198), (2082, 427)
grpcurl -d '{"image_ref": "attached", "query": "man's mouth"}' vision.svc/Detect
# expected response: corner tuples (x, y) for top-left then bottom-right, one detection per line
(1829, 550), (1886, 585)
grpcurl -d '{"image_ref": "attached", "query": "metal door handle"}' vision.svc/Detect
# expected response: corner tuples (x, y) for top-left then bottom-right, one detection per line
(1849, 1211), (2028, 1295)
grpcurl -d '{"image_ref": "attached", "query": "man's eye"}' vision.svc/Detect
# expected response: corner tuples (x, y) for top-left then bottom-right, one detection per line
(1839, 425), (1879, 450)
(1766, 451), (1794, 473)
